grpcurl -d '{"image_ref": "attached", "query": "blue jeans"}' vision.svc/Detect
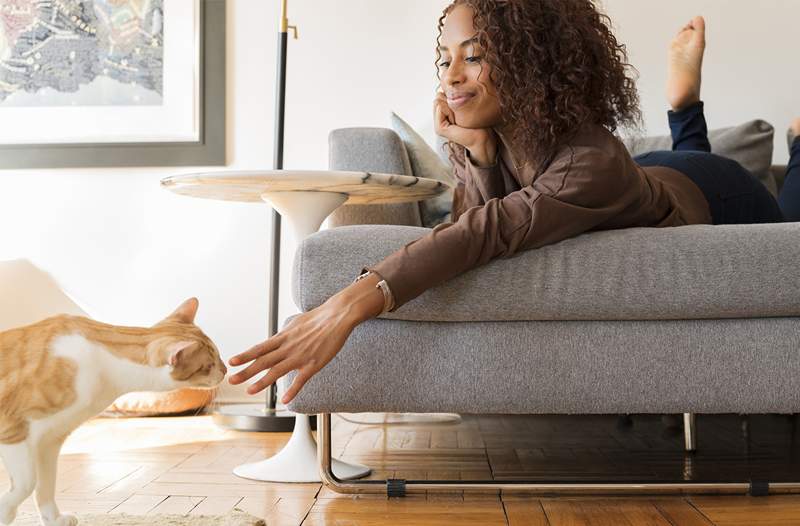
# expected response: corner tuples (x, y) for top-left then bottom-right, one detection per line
(633, 101), (800, 224)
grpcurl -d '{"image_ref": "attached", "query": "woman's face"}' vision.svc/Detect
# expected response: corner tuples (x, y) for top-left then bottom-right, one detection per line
(437, 4), (502, 129)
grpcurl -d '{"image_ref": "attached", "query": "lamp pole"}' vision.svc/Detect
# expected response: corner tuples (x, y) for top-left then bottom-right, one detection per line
(211, 0), (299, 432)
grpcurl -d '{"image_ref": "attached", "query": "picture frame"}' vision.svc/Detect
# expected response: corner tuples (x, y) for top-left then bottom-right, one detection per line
(0, 0), (226, 168)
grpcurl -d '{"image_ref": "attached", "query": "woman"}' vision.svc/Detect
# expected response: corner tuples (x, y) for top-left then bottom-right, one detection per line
(228, 0), (800, 403)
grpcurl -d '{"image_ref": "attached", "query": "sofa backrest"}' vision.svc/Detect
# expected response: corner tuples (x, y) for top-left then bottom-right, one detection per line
(328, 126), (790, 228)
(327, 128), (423, 228)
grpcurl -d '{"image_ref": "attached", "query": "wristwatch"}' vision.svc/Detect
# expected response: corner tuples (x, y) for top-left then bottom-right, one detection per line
(353, 269), (395, 315)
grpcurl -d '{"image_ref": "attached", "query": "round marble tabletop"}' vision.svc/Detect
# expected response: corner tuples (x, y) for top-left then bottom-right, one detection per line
(160, 170), (450, 205)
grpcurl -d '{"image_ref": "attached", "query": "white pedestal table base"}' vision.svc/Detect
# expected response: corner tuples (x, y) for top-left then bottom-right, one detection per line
(234, 191), (369, 483)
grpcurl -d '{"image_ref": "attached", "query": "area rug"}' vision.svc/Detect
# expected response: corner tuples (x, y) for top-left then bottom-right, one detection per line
(14, 509), (265, 525)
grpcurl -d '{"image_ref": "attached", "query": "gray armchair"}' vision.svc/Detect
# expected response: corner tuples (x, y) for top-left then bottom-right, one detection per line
(284, 126), (800, 497)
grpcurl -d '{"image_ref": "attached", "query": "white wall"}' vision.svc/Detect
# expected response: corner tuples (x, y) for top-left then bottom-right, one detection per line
(603, 0), (800, 164)
(0, 0), (796, 402)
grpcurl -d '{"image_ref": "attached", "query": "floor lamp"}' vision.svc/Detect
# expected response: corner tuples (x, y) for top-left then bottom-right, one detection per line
(211, 0), (298, 433)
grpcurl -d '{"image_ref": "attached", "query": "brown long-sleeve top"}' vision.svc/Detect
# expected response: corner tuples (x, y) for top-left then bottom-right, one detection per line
(362, 123), (712, 313)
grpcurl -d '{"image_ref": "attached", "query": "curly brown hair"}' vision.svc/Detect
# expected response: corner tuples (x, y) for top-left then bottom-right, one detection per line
(436, 0), (641, 172)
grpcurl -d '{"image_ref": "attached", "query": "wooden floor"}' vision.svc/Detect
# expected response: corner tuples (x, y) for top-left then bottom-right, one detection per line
(3, 413), (800, 525)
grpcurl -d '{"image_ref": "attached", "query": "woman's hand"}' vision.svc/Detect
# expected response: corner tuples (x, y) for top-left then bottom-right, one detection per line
(434, 91), (497, 167)
(228, 272), (385, 404)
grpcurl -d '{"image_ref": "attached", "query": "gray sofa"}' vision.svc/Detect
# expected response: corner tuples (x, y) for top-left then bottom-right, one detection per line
(285, 126), (800, 497)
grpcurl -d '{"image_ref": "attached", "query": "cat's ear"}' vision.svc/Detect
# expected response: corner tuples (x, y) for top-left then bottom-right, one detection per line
(166, 298), (199, 324)
(168, 341), (198, 367)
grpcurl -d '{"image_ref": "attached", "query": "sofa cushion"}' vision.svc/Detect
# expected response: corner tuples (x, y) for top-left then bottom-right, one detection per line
(293, 223), (800, 322)
(621, 120), (778, 197)
(285, 315), (800, 415)
(281, 316), (800, 414)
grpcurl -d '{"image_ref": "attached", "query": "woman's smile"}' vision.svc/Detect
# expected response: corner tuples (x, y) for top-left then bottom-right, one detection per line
(447, 92), (476, 110)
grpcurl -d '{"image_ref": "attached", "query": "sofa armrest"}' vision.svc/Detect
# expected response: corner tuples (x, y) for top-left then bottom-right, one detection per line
(327, 127), (422, 228)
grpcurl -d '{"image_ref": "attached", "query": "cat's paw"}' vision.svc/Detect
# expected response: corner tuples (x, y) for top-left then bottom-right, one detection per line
(0, 502), (17, 526)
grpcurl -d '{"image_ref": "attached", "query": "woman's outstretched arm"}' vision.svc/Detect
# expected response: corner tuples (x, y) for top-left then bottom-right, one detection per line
(227, 271), (385, 403)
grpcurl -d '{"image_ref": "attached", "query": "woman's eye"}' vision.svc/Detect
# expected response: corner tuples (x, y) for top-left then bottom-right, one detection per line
(438, 57), (481, 69)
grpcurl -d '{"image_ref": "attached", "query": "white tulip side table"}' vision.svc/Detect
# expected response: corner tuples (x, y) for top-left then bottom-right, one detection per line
(161, 169), (450, 483)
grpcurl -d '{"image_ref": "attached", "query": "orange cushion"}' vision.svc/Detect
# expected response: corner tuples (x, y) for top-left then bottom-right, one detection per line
(103, 388), (216, 417)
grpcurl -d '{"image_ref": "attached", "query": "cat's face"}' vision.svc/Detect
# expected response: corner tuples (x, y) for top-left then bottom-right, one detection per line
(148, 298), (227, 389)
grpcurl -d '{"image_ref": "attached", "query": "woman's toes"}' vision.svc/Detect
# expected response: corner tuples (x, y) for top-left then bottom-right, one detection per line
(688, 15), (706, 38)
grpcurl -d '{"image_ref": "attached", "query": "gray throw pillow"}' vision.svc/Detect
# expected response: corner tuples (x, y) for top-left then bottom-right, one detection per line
(436, 134), (454, 168)
(390, 112), (455, 227)
(621, 120), (778, 197)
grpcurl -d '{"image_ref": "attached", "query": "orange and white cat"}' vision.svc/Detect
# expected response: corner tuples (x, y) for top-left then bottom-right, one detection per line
(0, 298), (226, 526)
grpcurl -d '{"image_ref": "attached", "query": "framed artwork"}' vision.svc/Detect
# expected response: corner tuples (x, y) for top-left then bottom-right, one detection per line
(0, 0), (225, 168)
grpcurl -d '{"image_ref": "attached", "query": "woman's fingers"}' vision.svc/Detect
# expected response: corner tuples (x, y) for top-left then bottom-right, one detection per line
(440, 119), (474, 149)
(438, 95), (455, 124)
(248, 359), (297, 395)
(434, 93), (484, 149)
(434, 99), (447, 134)
(434, 94), (453, 127)
(281, 368), (312, 404)
(235, 300), (356, 402)
(229, 334), (283, 366)
(435, 102), (459, 143)
(228, 348), (287, 385)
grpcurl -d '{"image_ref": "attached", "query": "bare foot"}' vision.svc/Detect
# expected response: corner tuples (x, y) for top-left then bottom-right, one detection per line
(666, 16), (706, 111)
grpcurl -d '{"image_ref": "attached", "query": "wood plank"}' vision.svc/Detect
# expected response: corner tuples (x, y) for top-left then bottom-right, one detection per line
(230, 495), (280, 519)
(431, 429), (459, 449)
(607, 500), (673, 526)
(541, 499), (673, 526)
(153, 471), (262, 485)
(96, 462), (177, 494)
(653, 499), (715, 526)
(149, 495), (204, 515)
(189, 496), (244, 516)
(305, 498), (507, 526)
(539, 500), (590, 526)
(690, 495), (800, 526)
(110, 494), (168, 515)
(265, 497), (316, 526)
(504, 499), (551, 526)
(38, 494), (128, 515)
(136, 481), (318, 498)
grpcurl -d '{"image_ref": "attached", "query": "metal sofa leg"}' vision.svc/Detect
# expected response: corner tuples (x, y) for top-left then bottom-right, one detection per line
(317, 412), (793, 496)
(684, 413), (697, 452)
